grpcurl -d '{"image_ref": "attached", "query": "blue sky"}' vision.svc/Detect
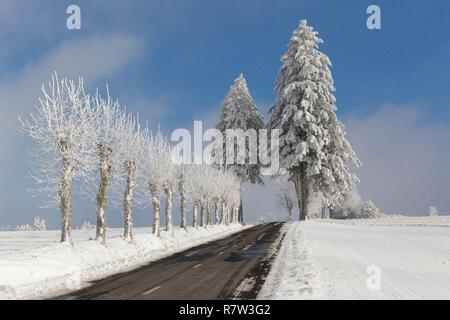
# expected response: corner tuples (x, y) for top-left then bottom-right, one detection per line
(1, 0), (450, 228)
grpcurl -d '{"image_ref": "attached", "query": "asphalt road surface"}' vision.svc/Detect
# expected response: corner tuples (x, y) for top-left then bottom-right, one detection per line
(59, 222), (285, 300)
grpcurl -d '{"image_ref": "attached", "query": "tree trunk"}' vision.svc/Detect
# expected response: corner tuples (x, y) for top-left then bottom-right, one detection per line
(207, 203), (213, 226)
(149, 183), (161, 236)
(232, 207), (239, 224)
(179, 175), (187, 230)
(238, 183), (244, 223)
(225, 208), (230, 225)
(193, 203), (198, 228)
(59, 155), (73, 243)
(214, 201), (219, 225)
(221, 202), (227, 225)
(300, 163), (309, 221)
(288, 207), (293, 222)
(164, 183), (173, 233)
(292, 163), (309, 221)
(200, 204), (206, 227)
(238, 198), (243, 223)
(123, 160), (136, 240)
(96, 143), (112, 244)
(292, 171), (303, 221)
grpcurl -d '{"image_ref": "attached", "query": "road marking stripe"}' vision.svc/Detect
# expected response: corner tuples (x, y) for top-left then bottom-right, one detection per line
(193, 263), (202, 269)
(143, 286), (161, 295)
(242, 245), (252, 251)
(257, 233), (266, 241)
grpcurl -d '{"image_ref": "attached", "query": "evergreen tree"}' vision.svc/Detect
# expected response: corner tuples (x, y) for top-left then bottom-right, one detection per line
(216, 73), (264, 223)
(268, 20), (360, 220)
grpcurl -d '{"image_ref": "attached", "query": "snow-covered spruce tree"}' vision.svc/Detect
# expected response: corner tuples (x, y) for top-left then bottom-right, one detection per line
(19, 73), (93, 242)
(216, 73), (264, 223)
(275, 176), (297, 222)
(268, 20), (360, 220)
(86, 88), (125, 244)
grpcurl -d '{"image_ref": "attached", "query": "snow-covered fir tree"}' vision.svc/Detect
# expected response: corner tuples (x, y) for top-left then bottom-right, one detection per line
(268, 20), (360, 220)
(216, 73), (264, 223)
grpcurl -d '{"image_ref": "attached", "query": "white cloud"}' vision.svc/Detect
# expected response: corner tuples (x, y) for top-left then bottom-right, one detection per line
(345, 104), (450, 215)
(0, 33), (145, 167)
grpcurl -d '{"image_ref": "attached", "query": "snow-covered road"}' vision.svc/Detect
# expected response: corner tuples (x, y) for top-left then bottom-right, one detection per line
(260, 217), (450, 300)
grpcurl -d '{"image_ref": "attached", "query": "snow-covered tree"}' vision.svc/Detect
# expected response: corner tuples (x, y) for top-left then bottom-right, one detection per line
(275, 176), (297, 221)
(113, 113), (142, 240)
(230, 188), (241, 224)
(82, 88), (126, 244)
(359, 200), (380, 219)
(139, 130), (176, 236)
(186, 164), (216, 228)
(19, 73), (93, 242)
(32, 216), (46, 231)
(79, 221), (95, 230)
(185, 166), (200, 228)
(216, 169), (241, 225)
(331, 189), (380, 219)
(268, 20), (360, 220)
(330, 189), (362, 219)
(15, 225), (32, 231)
(176, 165), (189, 230)
(428, 206), (439, 217)
(216, 73), (265, 223)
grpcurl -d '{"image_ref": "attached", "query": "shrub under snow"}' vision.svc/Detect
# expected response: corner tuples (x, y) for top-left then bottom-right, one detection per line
(79, 221), (95, 230)
(359, 200), (380, 219)
(428, 206), (439, 217)
(330, 190), (381, 219)
(15, 225), (32, 231)
(32, 217), (46, 231)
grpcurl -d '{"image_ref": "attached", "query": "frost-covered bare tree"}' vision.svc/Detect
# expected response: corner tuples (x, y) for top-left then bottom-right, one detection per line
(177, 165), (189, 230)
(268, 20), (360, 220)
(84, 88), (125, 244)
(230, 188), (241, 224)
(275, 176), (297, 221)
(216, 169), (241, 225)
(186, 165), (216, 228)
(19, 73), (93, 242)
(139, 130), (175, 236)
(185, 165), (201, 228)
(428, 206), (438, 217)
(113, 114), (142, 240)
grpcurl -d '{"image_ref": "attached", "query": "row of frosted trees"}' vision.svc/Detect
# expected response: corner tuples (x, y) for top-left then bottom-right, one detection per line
(20, 73), (242, 243)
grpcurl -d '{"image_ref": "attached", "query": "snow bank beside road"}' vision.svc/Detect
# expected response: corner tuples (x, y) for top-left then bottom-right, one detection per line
(260, 217), (450, 300)
(258, 223), (320, 299)
(0, 224), (246, 300)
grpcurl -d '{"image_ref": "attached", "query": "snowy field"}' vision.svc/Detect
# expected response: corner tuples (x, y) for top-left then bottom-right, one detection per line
(260, 216), (450, 300)
(0, 224), (247, 300)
